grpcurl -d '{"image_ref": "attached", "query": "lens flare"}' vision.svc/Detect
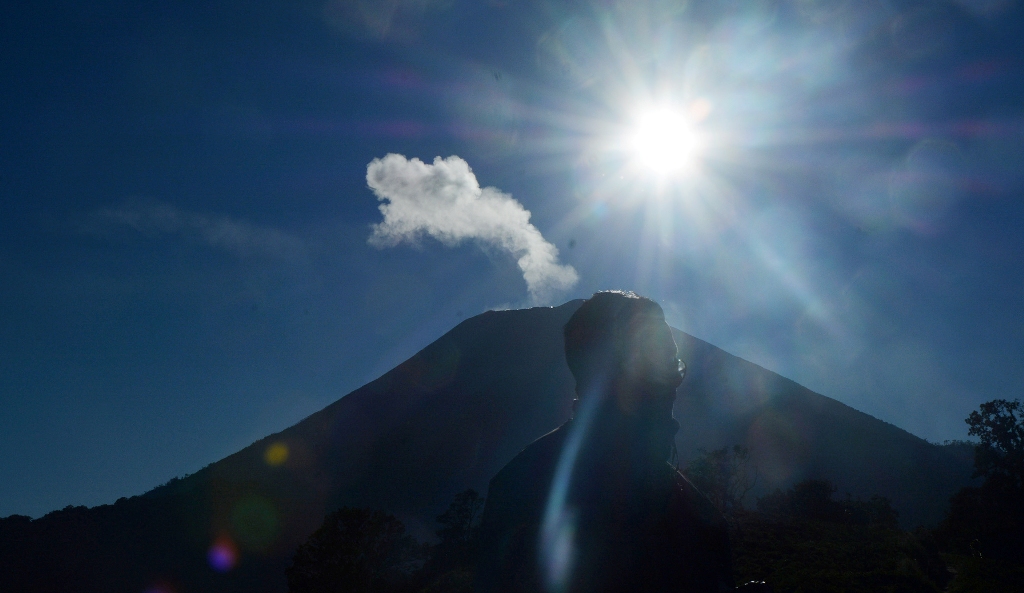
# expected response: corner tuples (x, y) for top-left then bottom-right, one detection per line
(539, 382), (605, 592)
(230, 495), (279, 551)
(207, 535), (239, 572)
(264, 442), (289, 466)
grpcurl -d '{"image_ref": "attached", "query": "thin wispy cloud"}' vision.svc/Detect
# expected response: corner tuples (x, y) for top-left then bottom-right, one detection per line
(366, 154), (579, 304)
(92, 201), (305, 261)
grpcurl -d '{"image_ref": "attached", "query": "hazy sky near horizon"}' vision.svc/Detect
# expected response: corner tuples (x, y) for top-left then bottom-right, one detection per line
(2, 0), (1023, 518)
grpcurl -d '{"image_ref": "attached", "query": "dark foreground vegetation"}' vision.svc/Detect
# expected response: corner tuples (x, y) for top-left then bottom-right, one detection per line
(284, 481), (934, 593)
(284, 399), (1024, 593)
(286, 490), (484, 593)
(0, 399), (1018, 592)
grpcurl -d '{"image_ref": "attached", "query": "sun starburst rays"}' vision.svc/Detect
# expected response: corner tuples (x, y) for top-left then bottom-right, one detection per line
(628, 107), (701, 177)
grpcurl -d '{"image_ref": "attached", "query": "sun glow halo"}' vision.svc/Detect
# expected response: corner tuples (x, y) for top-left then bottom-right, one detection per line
(629, 108), (700, 176)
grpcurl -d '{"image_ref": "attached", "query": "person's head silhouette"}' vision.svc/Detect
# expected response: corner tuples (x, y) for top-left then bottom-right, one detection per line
(563, 291), (684, 451)
(475, 292), (735, 593)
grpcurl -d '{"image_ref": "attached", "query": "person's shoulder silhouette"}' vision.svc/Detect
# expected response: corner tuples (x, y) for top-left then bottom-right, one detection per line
(476, 291), (734, 593)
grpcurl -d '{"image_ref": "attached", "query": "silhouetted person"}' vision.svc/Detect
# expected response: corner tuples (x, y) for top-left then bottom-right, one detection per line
(476, 291), (734, 593)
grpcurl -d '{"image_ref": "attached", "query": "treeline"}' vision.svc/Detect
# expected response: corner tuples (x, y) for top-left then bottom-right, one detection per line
(0, 487), (219, 593)
(283, 477), (923, 593)
(690, 399), (1024, 592)
(287, 490), (483, 593)
(678, 446), (938, 592)
(287, 399), (1024, 593)
(682, 445), (899, 528)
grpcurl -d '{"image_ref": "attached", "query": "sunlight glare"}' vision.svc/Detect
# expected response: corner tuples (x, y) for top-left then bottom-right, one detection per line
(629, 107), (700, 176)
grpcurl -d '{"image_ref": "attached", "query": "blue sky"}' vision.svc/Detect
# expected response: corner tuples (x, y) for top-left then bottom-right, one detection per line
(2, 0), (1023, 518)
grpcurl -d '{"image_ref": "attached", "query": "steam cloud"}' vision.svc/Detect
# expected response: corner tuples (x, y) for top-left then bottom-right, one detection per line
(366, 154), (579, 304)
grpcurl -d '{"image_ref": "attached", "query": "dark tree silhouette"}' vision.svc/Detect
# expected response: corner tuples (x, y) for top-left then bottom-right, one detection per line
(787, 479), (843, 522)
(939, 399), (1024, 563)
(684, 445), (757, 514)
(967, 399), (1024, 490)
(756, 479), (899, 527)
(418, 489), (484, 592)
(435, 489), (484, 547)
(729, 479), (940, 592)
(286, 508), (423, 593)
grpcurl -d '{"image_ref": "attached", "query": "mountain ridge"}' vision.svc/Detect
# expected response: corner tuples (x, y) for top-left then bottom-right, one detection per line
(1, 301), (975, 593)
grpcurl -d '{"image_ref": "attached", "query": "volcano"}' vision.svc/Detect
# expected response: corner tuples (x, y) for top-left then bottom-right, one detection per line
(0, 301), (975, 593)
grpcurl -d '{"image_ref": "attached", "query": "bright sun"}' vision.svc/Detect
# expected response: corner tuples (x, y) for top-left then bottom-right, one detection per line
(629, 107), (701, 176)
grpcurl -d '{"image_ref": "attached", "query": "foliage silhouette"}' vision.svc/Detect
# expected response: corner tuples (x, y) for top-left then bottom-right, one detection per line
(276, 468), (995, 593)
(683, 445), (758, 514)
(755, 479), (899, 528)
(967, 399), (1023, 490)
(286, 508), (424, 593)
(731, 511), (947, 593)
(286, 490), (485, 593)
(430, 489), (483, 574)
(943, 555), (1024, 593)
(435, 489), (484, 547)
(937, 399), (1024, 566)
(723, 479), (943, 592)
(416, 489), (484, 593)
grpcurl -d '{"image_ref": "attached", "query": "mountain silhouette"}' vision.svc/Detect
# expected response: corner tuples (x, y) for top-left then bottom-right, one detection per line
(0, 301), (975, 593)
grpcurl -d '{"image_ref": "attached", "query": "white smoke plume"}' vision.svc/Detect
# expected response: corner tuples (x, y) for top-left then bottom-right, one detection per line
(366, 154), (579, 304)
